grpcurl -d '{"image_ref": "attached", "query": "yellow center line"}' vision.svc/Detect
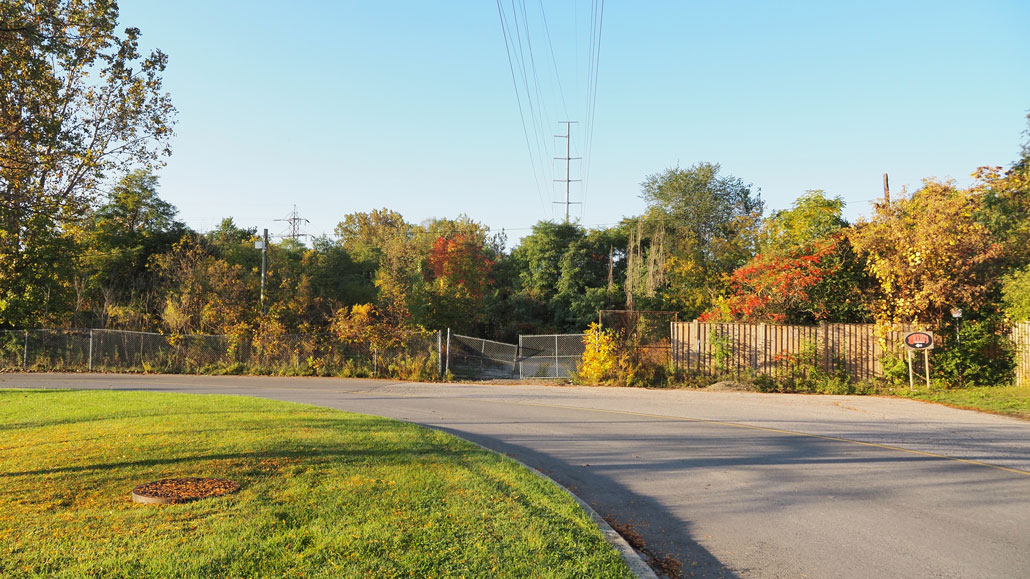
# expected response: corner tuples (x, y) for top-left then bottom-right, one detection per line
(352, 388), (1030, 477)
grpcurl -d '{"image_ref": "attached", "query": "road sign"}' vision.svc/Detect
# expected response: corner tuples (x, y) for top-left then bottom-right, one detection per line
(904, 331), (934, 350)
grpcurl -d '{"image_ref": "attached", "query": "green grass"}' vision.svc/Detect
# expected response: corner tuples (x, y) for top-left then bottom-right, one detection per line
(893, 384), (1030, 419)
(0, 389), (632, 578)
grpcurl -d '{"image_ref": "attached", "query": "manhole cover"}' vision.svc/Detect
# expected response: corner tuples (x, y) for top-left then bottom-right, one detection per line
(131, 477), (240, 505)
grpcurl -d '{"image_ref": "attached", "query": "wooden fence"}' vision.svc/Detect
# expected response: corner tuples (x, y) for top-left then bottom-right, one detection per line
(1014, 322), (1030, 387)
(671, 322), (907, 383)
(672, 321), (1030, 385)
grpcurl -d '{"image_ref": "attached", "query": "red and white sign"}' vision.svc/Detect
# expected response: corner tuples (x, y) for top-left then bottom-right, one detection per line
(904, 331), (934, 350)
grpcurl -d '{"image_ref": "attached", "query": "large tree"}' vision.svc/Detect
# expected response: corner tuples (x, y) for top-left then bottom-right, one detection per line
(705, 191), (871, 324)
(333, 209), (423, 329)
(976, 117), (1030, 321)
(632, 162), (764, 317)
(849, 180), (1004, 328)
(504, 221), (626, 335)
(75, 170), (186, 328)
(0, 0), (175, 326)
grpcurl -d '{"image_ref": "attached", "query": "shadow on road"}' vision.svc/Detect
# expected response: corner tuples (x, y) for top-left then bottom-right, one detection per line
(433, 426), (740, 579)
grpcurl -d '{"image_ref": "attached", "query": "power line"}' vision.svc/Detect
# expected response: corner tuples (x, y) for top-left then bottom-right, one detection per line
(537, 0), (568, 120)
(582, 0), (605, 216)
(508, 0), (551, 193)
(495, 1), (606, 221)
(496, 0), (552, 212)
(496, 0), (547, 214)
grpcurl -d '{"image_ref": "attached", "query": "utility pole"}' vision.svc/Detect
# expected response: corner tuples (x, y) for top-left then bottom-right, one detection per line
(276, 205), (310, 241)
(883, 173), (890, 204)
(259, 228), (268, 315)
(553, 121), (581, 223)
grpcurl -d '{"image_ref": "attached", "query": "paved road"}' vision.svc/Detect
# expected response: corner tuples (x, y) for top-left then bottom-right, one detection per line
(5, 373), (1029, 578)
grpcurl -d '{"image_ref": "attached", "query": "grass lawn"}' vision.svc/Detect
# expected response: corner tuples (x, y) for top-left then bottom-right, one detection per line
(0, 389), (632, 578)
(894, 384), (1030, 419)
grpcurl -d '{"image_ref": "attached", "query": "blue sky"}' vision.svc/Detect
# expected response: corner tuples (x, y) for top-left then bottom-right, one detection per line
(116, 1), (1030, 246)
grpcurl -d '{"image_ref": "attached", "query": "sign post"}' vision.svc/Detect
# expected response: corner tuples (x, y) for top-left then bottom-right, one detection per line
(903, 331), (934, 390)
(924, 350), (931, 388)
(907, 350), (915, 390)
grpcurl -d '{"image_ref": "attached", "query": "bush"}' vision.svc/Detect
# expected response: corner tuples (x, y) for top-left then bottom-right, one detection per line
(933, 318), (1015, 387)
(577, 323), (618, 384)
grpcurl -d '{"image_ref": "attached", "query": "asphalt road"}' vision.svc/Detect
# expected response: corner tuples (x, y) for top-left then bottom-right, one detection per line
(5, 373), (1029, 578)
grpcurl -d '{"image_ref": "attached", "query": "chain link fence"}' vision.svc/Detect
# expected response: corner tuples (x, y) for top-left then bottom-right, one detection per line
(444, 332), (587, 380)
(0, 329), (441, 380)
(446, 334), (520, 379)
(518, 334), (586, 379)
(2, 328), (592, 381)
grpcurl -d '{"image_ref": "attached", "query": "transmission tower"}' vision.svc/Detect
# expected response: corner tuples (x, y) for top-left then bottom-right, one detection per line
(553, 121), (581, 222)
(275, 205), (310, 241)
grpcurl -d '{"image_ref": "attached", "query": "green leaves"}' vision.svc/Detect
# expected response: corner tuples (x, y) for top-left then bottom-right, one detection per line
(1, 0), (175, 328)
(632, 163), (765, 319)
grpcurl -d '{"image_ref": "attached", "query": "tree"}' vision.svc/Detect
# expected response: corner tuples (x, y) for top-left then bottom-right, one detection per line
(1002, 268), (1030, 321)
(633, 163), (764, 317)
(1, 0), (174, 326)
(758, 190), (847, 254)
(333, 209), (427, 330)
(151, 236), (249, 336)
(705, 191), (871, 324)
(298, 236), (377, 322)
(420, 232), (494, 333)
(502, 221), (627, 334)
(74, 170), (186, 328)
(334, 208), (412, 270)
(553, 227), (627, 330)
(205, 218), (257, 265)
(510, 221), (584, 303)
(848, 180), (1004, 328)
(974, 118), (1030, 271)
(971, 115), (1030, 323)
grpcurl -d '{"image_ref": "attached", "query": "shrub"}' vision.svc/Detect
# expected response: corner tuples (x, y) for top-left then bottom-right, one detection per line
(577, 323), (618, 384)
(933, 318), (1015, 387)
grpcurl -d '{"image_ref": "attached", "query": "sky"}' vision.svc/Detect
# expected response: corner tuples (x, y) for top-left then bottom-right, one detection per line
(115, 0), (1030, 247)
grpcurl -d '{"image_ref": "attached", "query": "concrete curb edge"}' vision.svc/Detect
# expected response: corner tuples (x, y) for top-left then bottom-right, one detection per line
(459, 437), (659, 579)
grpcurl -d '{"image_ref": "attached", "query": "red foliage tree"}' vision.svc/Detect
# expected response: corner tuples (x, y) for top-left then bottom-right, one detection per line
(701, 234), (869, 324)
(427, 234), (493, 298)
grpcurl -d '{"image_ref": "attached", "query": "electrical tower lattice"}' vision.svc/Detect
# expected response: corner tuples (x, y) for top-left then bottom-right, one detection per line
(276, 205), (310, 241)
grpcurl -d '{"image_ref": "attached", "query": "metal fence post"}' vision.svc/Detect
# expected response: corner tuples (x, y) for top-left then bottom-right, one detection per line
(437, 331), (443, 377)
(518, 334), (524, 379)
(23, 330), (28, 370)
(512, 341), (519, 375)
(554, 335), (559, 379)
(445, 329), (451, 376)
(373, 348), (378, 377)
(88, 329), (94, 372)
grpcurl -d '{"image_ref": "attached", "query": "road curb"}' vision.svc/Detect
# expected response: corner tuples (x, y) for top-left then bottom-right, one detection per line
(458, 437), (659, 579)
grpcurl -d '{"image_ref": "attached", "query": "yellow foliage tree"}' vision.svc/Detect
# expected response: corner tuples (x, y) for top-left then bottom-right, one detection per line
(848, 180), (1004, 328)
(578, 323), (618, 384)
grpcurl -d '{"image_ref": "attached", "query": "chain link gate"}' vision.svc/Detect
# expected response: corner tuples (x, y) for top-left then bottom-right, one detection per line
(447, 333), (520, 379)
(518, 334), (586, 379)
